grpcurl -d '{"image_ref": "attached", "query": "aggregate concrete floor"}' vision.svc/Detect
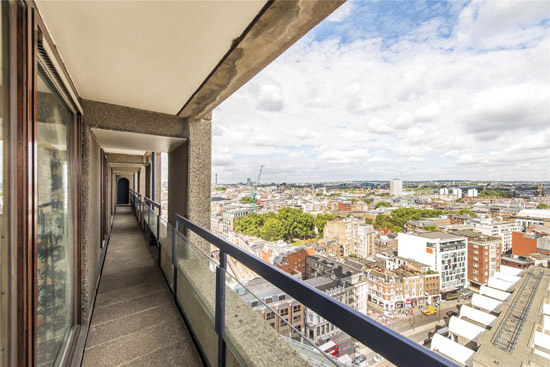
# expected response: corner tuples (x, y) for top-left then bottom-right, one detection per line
(82, 205), (203, 366)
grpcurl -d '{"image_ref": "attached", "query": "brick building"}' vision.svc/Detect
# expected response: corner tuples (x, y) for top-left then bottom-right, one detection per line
(260, 243), (315, 278)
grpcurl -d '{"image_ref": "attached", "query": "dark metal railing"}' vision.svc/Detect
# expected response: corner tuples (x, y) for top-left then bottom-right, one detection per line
(130, 192), (458, 367)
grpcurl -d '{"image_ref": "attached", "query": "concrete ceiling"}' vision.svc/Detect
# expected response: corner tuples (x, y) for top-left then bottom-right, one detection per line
(35, 0), (268, 115)
(92, 128), (186, 155)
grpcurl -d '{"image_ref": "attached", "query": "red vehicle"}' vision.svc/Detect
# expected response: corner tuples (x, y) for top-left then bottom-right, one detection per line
(319, 340), (339, 357)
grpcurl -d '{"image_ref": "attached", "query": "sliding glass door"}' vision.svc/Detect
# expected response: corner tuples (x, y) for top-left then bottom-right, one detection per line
(35, 67), (76, 366)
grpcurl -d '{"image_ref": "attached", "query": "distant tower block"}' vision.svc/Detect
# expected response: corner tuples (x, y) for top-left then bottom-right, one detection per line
(215, 173), (218, 185)
(390, 178), (403, 196)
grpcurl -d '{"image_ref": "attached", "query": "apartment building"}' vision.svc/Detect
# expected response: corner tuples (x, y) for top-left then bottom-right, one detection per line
(366, 268), (440, 310)
(324, 216), (375, 258)
(398, 232), (467, 290)
(304, 277), (346, 343)
(241, 278), (305, 335)
(512, 226), (550, 256)
(222, 207), (252, 237)
(465, 218), (519, 253)
(260, 242), (315, 278)
(451, 230), (501, 288)
(390, 178), (403, 196)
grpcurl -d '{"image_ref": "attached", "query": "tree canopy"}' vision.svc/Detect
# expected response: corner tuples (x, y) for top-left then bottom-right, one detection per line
(537, 203), (549, 209)
(373, 208), (447, 233)
(234, 208), (319, 241)
(239, 196), (253, 203)
(477, 189), (512, 198)
(375, 201), (391, 209)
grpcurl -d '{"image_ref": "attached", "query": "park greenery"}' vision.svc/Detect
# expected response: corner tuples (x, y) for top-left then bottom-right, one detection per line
(477, 189), (512, 198)
(373, 208), (447, 233)
(214, 186), (227, 191)
(458, 208), (477, 218)
(234, 208), (334, 242)
(375, 201), (392, 209)
(538, 203), (549, 209)
(239, 196), (253, 203)
(365, 217), (374, 225)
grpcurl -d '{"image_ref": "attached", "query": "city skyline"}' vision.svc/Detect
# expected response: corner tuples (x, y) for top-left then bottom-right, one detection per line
(211, 0), (550, 184)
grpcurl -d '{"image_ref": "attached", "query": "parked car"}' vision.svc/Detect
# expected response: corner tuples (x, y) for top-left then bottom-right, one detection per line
(354, 354), (367, 363)
(421, 306), (437, 316)
(373, 354), (383, 362)
(384, 311), (394, 319)
(446, 311), (458, 318)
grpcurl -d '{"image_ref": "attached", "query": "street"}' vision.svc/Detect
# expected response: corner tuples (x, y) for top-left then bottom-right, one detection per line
(351, 298), (470, 366)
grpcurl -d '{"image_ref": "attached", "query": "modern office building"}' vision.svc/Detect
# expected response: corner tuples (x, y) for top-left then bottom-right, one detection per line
(390, 178), (403, 196)
(398, 232), (468, 291)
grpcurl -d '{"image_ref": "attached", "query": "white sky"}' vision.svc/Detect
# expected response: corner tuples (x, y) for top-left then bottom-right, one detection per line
(212, 0), (550, 184)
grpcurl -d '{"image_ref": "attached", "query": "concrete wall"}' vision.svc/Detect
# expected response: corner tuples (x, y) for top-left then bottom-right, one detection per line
(80, 125), (103, 324)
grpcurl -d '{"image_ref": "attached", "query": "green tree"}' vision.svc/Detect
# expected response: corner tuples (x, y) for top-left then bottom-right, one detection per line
(478, 189), (512, 198)
(424, 225), (438, 231)
(315, 214), (335, 234)
(375, 201), (391, 209)
(234, 212), (264, 237)
(261, 218), (285, 241)
(538, 203), (549, 209)
(239, 196), (253, 203)
(365, 217), (374, 225)
(458, 209), (476, 218)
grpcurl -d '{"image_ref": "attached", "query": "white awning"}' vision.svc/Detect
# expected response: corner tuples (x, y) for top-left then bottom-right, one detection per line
(488, 278), (515, 292)
(500, 265), (523, 277)
(472, 294), (502, 313)
(493, 271), (521, 284)
(449, 316), (486, 342)
(431, 334), (475, 367)
(543, 303), (550, 316)
(460, 305), (496, 327)
(480, 285), (511, 301)
(533, 331), (550, 355)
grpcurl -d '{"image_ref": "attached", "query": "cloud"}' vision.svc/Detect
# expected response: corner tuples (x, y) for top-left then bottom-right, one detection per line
(326, 1), (355, 23)
(212, 0), (550, 183)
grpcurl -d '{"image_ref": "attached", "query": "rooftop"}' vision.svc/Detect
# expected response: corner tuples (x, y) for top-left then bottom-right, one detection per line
(415, 231), (466, 241)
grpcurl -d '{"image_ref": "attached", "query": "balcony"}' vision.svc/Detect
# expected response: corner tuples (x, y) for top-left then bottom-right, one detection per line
(104, 192), (459, 367)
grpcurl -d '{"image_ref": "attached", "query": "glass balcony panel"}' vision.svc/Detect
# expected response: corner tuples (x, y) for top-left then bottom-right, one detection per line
(150, 208), (158, 237)
(158, 216), (173, 290)
(222, 268), (338, 367)
(174, 231), (217, 322)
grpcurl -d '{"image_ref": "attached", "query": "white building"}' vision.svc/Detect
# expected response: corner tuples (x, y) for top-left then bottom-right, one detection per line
(465, 218), (520, 253)
(514, 209), (550, 230)
(440, 188), (449, 195)
(453, 188), (463, 199)
(398, 232), (467, 291)
(390, 178), (403, 196)
(467, 188), (478, 197)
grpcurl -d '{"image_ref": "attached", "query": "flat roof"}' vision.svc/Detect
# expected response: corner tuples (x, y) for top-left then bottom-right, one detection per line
(416, 232), (465, 240)
(474, 267), (550, 367)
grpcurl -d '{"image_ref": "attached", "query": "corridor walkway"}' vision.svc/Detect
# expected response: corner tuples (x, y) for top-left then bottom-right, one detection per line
(82, 206), (203, 366)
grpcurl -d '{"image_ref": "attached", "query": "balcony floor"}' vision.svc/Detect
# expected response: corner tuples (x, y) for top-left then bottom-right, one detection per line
(82, 205), (203, 367)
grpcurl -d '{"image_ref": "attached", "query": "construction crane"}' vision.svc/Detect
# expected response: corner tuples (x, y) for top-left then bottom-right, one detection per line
(539, 173), (545, 197)
(252, 165), (263, 212)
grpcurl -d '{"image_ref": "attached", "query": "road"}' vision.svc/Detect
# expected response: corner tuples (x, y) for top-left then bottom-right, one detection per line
(350, 299), (470, 366)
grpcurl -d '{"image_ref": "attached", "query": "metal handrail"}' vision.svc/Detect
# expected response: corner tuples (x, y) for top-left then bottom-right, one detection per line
(176, 214), (458, 367)
(130, 195), (457, 366)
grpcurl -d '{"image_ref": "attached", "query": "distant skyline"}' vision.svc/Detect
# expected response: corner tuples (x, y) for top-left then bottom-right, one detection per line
(211, 0), (550, 183)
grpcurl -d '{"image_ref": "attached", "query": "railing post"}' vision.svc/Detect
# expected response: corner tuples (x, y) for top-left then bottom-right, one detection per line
(172, 219), (178, 301)
(215, 251), (227, 367)
(157, 206), (161, 265)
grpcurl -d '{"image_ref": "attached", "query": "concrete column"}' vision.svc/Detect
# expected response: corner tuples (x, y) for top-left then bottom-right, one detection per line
(168, 114), (211, 253)
(187, 114), (212, 252)
(145, 154), (151, 199)
(154, 152), (161, 203)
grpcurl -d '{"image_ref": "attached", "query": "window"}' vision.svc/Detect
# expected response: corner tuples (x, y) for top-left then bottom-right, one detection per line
(293, 305), (301, 313)
(280, 308), (289, 316)
(266, 312), (275, 320)
(36, 67), (77, 366)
